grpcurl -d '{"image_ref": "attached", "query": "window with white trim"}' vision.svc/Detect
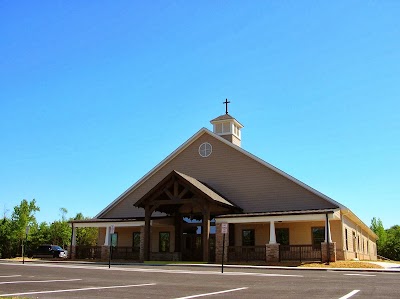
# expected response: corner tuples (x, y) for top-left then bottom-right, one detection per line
(199, 142), (212, 157)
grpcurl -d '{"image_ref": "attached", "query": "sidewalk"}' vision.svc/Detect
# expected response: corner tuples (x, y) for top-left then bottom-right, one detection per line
(3, 258), (400, 273)
(368, 261), (400, 270)
(160, 262), (400, 273)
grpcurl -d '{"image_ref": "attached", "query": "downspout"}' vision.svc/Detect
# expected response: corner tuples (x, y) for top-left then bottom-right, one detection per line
(326, 213), (330, 265)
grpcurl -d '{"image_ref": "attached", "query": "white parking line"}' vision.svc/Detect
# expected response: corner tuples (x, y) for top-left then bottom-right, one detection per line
(0, 262), (303, 278)
(338, 290), (360, 299)
(0, 275), (21, 278)
(344, 273), (376, 277)
(174, 287), (248, 299)
(0, 278), (82, 284)
(0, 283), (156, 297)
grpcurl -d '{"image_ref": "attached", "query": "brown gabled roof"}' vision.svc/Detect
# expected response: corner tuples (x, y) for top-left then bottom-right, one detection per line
(210, 114), (235, 122)
(96, 128), (345, 218)
(175, 171), (238, 208)
(134, 170), (240, 212)
(210, 114), (244, 127)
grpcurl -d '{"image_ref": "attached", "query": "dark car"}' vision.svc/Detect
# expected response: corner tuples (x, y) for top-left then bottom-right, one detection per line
(32, 244), (68, 258)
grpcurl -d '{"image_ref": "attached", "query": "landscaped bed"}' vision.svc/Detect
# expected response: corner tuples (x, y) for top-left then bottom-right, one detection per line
(299, 261), (383, 268)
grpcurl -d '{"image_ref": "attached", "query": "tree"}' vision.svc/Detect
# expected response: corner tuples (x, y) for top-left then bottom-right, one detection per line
(0, 218), (13, 258)
(384, 225), (400, 261)
(10, 199), (40, 256)
(27, 208), (71, 251)
(28, 222), (51, 253)
(49, 218), (71, 249)
(370, 217), (387, 256)
(73, 213), (98, 246)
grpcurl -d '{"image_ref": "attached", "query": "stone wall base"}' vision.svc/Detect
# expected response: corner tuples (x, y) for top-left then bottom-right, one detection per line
(266, 244), (280, 262)
(321, 242), (336, 263)
(215, 223), (229, 264)
(101, 246), (110, 261)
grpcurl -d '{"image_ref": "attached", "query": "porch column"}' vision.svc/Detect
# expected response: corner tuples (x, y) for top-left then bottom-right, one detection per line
(266, 220), (279, 262)
(144, 205), (151, 261)
(71, 226), (77, 246)
(174, 213), (182, 257)
(104, 225), (110, 246)
(140, 226), (145, 262)
(202, 206), (210, 262)
(269, 220), (277, 244)
(325, 217), (332, 243)
(70, 225), (77, 259)
(101, 226), (111, 261)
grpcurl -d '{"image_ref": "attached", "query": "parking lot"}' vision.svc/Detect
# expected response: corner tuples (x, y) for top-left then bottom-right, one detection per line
(0, 262), (399, 298)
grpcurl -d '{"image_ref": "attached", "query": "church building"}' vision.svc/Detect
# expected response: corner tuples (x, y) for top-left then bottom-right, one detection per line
(70, 102), (377, 263)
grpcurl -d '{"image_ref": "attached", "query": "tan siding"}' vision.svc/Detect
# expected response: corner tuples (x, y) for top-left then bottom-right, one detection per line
(114, 227), (141, 247)
(231, 220), (343, 247)
(341, 215), (377, 260)
(234, 223), (267, 246)
(288, 222), (318, 244)
(102, 132), (337, 218)
(98, 228), (106, 246)
(330, 220), (343, 250)
(151, 226), (175, 252)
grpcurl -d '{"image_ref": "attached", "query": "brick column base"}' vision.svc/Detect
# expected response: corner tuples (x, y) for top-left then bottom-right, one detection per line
(101, 246), (110, 261)
(321, 242), (336, 262)
(266, 244), (280, 262)
(215, 223), (229, 264)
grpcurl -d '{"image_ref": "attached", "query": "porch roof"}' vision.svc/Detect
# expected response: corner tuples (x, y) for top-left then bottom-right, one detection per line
(216, 208), (342, 223)
(70, 218), (140, 224)
(216, 208), (338, 218)
(69, 218), (145, 228)
(134, 170), (241, 213)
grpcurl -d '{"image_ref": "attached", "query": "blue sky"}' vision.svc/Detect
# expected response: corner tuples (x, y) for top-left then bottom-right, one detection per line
(1, 1), (399, 228)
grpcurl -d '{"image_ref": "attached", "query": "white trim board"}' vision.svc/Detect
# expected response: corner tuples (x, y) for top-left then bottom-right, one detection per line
(216, 213), (337, 224)
(71, 221), (145, 228)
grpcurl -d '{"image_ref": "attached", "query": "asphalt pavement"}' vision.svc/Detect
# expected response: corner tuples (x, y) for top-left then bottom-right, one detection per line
(0, 261), (399, 298)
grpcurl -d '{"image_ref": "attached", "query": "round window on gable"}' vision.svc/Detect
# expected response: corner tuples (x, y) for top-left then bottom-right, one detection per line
(199, 142), (212, 158)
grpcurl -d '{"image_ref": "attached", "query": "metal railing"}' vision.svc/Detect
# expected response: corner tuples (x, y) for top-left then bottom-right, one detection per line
(112, 246), (140, 260)
(279, 245), (321, 262)
(75, 246), (102, 260)
(228, 246), (266, 262)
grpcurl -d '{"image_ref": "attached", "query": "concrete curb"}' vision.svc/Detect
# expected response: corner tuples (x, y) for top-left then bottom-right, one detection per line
(2, 259), (400, 273)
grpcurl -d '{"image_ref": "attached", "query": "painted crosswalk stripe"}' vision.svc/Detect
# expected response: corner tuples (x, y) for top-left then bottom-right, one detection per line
(0, 283), (155, 297)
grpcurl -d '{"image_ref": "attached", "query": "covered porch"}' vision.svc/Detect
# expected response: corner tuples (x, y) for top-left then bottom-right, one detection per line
(215, 209), (341, 264)
(134, 170), (241, 262)
(69, 219), (144, 261)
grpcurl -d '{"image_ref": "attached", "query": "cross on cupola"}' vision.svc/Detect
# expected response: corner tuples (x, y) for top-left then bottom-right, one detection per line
(223, 99), (230, 114)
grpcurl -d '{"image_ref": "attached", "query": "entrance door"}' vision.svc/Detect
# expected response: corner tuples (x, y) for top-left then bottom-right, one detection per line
(182, 234), (202, 261)
(182, 234), (216, 262)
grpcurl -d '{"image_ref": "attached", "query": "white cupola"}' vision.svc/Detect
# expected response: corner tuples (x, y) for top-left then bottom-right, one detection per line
(210, 99), (244, 147)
